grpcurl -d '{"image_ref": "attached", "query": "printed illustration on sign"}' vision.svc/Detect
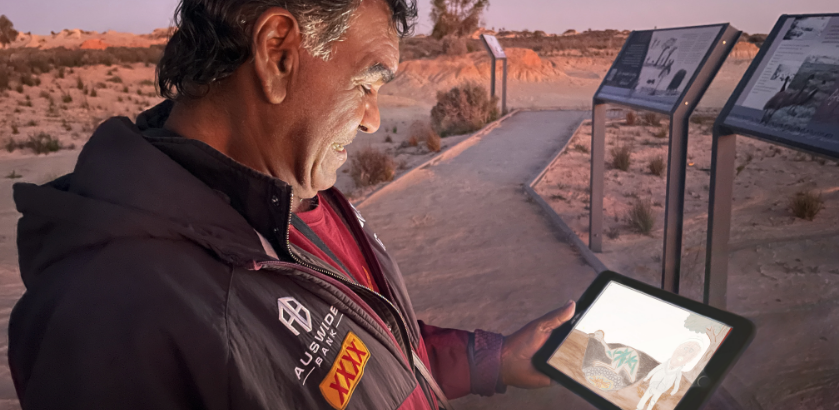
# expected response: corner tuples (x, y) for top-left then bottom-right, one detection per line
(294, 305), (345, 386)
(278, 297), (312, 336)
(320, 331), (371, 410)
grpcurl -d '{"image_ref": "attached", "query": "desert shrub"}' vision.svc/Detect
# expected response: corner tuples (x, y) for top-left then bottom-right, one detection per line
(610, 145), (632, 171)
(107, 76), (123, 83)
(76, 77), (84, 89)
(90, 88), (97, 97)
(625, 111), (637, 126)
(61, 119), (72, 131)
(22, 132), (62, 154)
(442, 36), (468, 56)
(11, 123), (18, 134)
(431, 82), (499, 137)
(4, 138), (17, 152)
(627, 198), (655, 235)
(789, 190), (823, 221)
(690, 114), (717, 125)
(25, 120), (37, 127)
(407, 135), (418, 147)
(139, 79), (154, 86)
(350, 146), (395, 187)
(38, 90), (50, 99)
(642, 112), (661, 126)
(56, 66), (65, 78)
(648, 156), (666, 176)
(14, 84), (23, 93)
(384, 135), (392, 143)
(653, 127), (667, 139)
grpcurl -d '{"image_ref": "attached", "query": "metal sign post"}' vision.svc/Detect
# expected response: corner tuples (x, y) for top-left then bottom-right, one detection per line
(706, 13), (839, 308)
(589, 24), (740, 295)
(481, 34), (508, 115)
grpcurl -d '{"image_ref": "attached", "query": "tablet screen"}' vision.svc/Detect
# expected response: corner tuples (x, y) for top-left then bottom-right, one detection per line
(547, 282), (732, 410)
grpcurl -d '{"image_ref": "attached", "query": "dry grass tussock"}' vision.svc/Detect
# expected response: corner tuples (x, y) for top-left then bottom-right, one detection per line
(625, 111), (637, 126)
(789, 190), (823, 221)
(350, 147), (395, 188)
(610, 145), (632, 171)
(5, 132), (70, 154)
(627, 198), (655, 235)
(410, 120), (441, 152)
(642, 112), (661, 126)
(431, 82), (499, 137)
(648, 156), (666, 176)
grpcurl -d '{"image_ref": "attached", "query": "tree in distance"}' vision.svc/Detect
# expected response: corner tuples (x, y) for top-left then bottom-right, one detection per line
(430, 0), (489, 39)
(0, 15), (18, 48)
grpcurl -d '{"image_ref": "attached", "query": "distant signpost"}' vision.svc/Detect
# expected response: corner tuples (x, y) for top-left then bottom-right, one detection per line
(706, 13), (839, 308)
(589, 24), (741, 296)
(480, 34), (508, 114)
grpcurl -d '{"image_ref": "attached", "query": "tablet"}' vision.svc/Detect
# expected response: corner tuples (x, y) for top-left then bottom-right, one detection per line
(533, 271), (754, 410)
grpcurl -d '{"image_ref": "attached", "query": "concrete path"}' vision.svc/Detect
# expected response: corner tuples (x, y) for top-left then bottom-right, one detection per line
(356, 110), (607, 409)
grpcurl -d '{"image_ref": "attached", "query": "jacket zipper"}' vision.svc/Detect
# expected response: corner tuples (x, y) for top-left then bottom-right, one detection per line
(282, 190), (415, 369)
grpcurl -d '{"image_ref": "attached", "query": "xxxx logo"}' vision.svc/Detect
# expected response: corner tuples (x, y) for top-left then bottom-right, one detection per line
(319, 332), (370, 410)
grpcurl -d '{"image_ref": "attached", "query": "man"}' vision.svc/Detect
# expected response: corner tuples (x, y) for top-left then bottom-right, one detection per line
(9, 0), (576, 408)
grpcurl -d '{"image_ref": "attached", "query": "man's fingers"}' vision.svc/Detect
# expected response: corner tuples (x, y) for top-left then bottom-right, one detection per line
(538, 300), (576, 332)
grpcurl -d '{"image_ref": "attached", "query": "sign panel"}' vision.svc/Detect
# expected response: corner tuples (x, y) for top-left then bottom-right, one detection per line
(720, 14), (839, 158)
(597, 24), (727, 113)
(481, 34), (506, 59)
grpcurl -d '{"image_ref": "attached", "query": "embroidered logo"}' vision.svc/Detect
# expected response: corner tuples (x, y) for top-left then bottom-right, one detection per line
(278, 297), (312, 336)
(319, 332), (371, 409)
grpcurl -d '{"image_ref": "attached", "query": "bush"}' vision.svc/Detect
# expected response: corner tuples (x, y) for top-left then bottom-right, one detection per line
(57, 66), (65, 79)
(648, 156), (665, 176)
(20, 73), (40, 87)
(139, 79), (154, 86)
(642, 112), (661, 126)
(62, 93), (72, 103)
(90, 87), (97, 97)
(39, 90), (50, 99)
(625, 111), (637, 126)
(350, 146), (395, 187)
(627, 199), (655, 235)
(76, 77), (84, 90)
(407, 135), (418, 147)
(431, 82), (499, 137)
(24, 132), (62, 154)
(107, 76), (123, 83)
(11, 123), (18, 134)
(789, 190), (823, 221)
(610, 145), (632, 171)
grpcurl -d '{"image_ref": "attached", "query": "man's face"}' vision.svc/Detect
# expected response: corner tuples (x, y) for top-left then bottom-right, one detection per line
(279, 0), (398, 197)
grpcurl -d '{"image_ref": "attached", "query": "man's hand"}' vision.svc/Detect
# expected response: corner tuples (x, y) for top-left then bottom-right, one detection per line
(500, 300), (576, 389)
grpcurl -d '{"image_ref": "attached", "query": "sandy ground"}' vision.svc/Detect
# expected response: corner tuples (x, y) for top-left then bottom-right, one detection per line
(533, 114), (839, 410)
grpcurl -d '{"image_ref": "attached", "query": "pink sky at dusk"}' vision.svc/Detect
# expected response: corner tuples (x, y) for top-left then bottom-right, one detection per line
(3, 0), (838, 37)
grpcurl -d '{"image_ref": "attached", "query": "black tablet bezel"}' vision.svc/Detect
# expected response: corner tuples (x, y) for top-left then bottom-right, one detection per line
(532, 271), (755, 410)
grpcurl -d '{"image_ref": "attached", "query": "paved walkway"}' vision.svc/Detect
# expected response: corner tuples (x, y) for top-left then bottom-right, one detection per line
(356, 110), (607, 409)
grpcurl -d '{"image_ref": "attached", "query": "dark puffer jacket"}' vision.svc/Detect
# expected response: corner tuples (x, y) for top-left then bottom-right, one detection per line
(8, 102), (505, 410)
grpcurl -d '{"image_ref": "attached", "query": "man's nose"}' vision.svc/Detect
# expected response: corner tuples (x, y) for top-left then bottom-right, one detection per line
(358, 98), (380, 133)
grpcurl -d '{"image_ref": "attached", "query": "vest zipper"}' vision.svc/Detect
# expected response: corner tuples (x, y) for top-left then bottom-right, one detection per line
(282, 189), (415, 369)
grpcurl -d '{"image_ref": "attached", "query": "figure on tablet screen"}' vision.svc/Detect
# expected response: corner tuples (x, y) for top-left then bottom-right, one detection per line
(635, 339), (703, 410)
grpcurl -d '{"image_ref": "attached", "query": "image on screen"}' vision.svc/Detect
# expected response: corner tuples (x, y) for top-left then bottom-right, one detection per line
(547, 282), (731, 410)
(722, 15), (839, 157)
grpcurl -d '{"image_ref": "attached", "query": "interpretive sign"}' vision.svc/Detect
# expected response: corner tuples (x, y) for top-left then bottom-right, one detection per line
(590, 23), (740, 299)
(719, 14), (839, 159)
(704, 13), (839, 310)
(481, 34), (506, 59)
(597, 24), (729, 113)
(480, 34), (508, 114)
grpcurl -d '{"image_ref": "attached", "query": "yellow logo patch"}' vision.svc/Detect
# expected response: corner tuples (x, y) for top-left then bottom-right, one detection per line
(319, 331), (371, 410)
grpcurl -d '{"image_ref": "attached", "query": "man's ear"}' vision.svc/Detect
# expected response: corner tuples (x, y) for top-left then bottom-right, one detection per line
(252, 7), (300, 104)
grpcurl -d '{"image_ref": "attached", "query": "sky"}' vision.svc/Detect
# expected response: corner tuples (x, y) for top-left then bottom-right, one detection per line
(2, 0), (838, 37)
(570, 282), (720, 367)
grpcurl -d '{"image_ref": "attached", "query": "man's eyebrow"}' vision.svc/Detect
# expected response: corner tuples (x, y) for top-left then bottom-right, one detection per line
(357, 63), (396, 84)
